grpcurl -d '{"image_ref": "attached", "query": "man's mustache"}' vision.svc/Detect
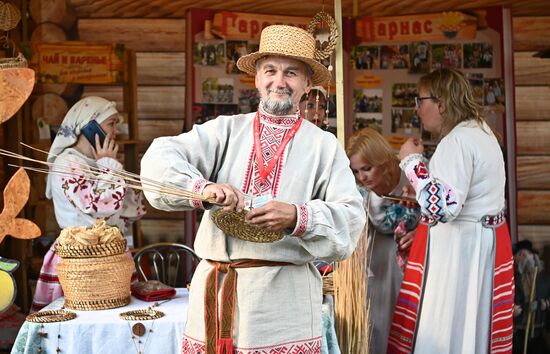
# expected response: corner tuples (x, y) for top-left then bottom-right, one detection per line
(267, 88), (292, 95)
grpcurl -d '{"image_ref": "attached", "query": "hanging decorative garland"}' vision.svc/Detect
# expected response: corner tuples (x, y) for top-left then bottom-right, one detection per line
(0, 1), (21, 32)
(307, 10), (338, 61)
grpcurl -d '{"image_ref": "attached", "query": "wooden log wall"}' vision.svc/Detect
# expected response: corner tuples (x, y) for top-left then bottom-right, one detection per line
(78, 18), (187, 245)
(514, 17), (550, 258)
(25, 0), (77, 242)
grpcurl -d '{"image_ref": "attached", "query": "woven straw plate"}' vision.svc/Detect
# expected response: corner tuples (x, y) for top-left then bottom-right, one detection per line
(211, 209), (284, 243)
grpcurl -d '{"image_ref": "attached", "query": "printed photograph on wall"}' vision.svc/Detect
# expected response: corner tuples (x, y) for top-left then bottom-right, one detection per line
(352, 45), (380, 70)
(353, 114), (383, 133)
(463, 42), (493, 69)
(467, 73), (485, 105)
(409, 41), (430, 74)
(484, 78), (505, 108)
(200, 77), (235, 104)
(193, 41), (225, 66)
(391, 108), (420, 136)
(226, 40), (248, 74)
(380, 45), (409, 69)
(353, 88), (383, 113)
(431, 43), (462, 69)
(392, 83), (417, 108)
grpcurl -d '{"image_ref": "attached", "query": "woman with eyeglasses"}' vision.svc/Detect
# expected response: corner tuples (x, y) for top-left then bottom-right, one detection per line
(387, 68), (513, 354)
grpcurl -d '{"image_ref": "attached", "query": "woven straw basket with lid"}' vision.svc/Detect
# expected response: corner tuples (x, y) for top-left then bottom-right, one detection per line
(55, 222), (135, 310)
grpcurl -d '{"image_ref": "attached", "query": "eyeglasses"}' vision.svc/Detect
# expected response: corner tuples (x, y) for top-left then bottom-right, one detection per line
(414, 96), (437, 108)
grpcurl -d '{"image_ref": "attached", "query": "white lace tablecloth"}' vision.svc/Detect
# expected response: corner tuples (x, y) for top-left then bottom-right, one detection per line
(11, 289), (188, 354)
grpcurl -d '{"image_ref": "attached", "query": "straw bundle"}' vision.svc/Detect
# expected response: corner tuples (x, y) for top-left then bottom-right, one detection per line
(333, 222), (370, 353)
(55, 220), (135, 310)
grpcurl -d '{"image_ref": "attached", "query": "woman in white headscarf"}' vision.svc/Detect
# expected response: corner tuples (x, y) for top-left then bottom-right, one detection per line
(31, 96), (146, 312)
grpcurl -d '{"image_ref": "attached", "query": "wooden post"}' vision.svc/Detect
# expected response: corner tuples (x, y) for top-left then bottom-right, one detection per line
(334, 0), (345, 147)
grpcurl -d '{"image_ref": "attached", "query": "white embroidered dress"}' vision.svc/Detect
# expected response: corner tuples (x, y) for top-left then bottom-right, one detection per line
(398, 120), (508, 353)
(141, 108), (365, 353)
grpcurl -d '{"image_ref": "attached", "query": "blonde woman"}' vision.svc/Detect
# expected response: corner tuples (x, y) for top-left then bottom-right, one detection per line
(387, 68), (514, 354)
(346, 128), (420, 354)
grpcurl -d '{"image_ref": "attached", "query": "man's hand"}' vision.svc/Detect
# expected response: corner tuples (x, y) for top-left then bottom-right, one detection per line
(203, 183), (245, 212)
(245, 201), (297, 233)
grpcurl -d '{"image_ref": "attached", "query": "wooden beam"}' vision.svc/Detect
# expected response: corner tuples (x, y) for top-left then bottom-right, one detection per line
(515, 86), (550, 121)
(139, 119), (184, 142)
(513, 17), (550, 51)
(514, 52), (550, 86)
(82, 86), (185, 119)
(517, 121), (550, 155)
(136, 52), (185, 85)
(518, 191), (550, 224)
(78, 19), (186, 52)
(517, 156), (550, 190)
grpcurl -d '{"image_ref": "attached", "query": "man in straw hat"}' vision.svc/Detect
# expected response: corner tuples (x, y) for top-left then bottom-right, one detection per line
(141, 25), (365, 353)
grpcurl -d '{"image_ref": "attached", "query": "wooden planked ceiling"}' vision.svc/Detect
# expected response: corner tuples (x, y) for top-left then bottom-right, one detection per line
(68, 0), (550, 18)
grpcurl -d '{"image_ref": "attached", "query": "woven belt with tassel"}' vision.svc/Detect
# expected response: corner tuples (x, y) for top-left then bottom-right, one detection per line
(204, 259), (293, 354)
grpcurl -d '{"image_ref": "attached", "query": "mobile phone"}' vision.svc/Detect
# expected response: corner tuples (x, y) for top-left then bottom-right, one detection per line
(81, 120), (106, 149)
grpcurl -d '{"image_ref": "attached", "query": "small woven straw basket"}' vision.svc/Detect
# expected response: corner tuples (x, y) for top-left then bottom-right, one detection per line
(211, 209), (284, 243)
(56, 239), (135, 310)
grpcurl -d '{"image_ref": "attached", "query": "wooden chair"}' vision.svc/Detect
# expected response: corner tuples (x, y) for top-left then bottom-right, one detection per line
(133, 242), (200, 287)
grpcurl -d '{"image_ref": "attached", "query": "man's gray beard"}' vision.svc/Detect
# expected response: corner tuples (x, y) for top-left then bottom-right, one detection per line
(262, 94), (294, 116)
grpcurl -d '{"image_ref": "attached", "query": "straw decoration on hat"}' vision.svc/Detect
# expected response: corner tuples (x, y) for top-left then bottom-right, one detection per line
(237, 25), (331, 86)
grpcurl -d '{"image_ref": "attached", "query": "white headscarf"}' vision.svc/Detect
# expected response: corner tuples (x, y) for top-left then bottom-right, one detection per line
(45, 96), (118, 198)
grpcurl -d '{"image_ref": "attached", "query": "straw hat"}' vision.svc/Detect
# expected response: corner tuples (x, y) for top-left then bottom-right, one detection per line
(237, 25), (331, 86)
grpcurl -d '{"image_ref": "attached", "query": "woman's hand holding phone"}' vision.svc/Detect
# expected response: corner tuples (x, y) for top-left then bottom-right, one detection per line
(91, 132), (119, 160)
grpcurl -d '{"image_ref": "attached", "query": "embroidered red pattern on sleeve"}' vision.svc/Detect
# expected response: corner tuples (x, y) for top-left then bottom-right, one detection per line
(192, 179), (209, 209)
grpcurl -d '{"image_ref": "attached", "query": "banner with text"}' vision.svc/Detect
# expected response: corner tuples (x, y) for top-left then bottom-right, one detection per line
(356, 11), (478, 43)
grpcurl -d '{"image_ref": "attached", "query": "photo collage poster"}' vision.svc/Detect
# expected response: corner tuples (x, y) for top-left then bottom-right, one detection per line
(350, 9), (506, 155)
(190, 11), (337, 134)
(192, 36), (257, 124)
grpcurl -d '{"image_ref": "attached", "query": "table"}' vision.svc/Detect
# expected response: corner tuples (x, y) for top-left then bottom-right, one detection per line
(11, 289), (188, 354)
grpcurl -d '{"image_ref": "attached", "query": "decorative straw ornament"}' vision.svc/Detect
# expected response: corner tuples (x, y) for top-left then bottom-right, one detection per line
(0, 1), (21, 31)
(0, 53), (35, 124)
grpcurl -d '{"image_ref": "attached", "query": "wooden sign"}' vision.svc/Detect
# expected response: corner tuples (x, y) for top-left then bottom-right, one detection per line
(356, 11), (478, 43)
(29, 42), (124, 84)
(211, 11), (310, 40)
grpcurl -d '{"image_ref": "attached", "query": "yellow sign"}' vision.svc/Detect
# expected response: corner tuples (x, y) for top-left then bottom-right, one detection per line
(29, 42), (124, 84)
(356, 12), (477, 43)
(211, 11), (311, 40)
(355, 74), (383, 88)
